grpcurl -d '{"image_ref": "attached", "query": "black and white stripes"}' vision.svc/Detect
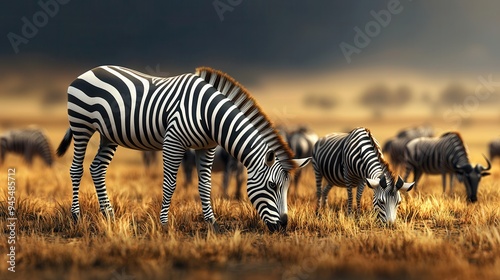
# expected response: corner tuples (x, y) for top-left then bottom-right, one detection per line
(57, 65), (310, 232)
(312, 127), (414, 224)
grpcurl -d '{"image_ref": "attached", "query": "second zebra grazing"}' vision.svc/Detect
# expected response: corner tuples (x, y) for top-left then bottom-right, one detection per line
(313, 127), (414, 224)
(0, 128), (54, 166)
(56, 65), (310, 233)
(404, 132), (491, 202)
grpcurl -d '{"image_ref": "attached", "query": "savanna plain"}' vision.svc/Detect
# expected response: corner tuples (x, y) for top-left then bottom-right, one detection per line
(1, 97), (500, 280)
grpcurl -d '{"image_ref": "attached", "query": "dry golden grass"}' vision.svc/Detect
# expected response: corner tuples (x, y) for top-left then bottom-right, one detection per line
(1, 111), (500, 280)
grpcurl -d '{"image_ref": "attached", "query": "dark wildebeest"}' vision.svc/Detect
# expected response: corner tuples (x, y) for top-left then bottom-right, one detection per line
(404, 132), (491, 202)
(286, 126), (317, 195)
(488, 138), (500, 161)
(383, 125), (434, 172)
(142, 146), (245, 199)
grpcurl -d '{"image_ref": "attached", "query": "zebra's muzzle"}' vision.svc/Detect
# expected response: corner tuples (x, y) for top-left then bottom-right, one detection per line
(266, 214), (288, 233)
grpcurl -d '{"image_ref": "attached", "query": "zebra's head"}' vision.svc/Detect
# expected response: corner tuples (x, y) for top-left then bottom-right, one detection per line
(247, 150), (310, 233)
(367, 175), (414, 224)
(455, 155), (491, 203)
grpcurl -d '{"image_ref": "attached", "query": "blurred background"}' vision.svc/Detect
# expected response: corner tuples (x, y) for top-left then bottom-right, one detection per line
(1, 1), (500, 153)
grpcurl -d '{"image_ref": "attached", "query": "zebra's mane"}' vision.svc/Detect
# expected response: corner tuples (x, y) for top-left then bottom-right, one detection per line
(195, 67), (297, 172)
(364, 128), (396, 183)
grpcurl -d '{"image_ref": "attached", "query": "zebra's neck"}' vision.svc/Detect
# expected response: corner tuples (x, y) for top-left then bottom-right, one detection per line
(199, 90), (268, 170)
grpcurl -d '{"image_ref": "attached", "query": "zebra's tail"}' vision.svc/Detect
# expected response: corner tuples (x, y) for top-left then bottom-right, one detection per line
(56, 128), (73, 157)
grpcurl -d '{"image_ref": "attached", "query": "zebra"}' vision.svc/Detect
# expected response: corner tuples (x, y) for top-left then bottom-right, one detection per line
(0, 128), (54, 166)
(56, 65), (310, 232)
(287, 126), (318, 194)
(488, 138), (500, 161)
(403, 132), (491, 202)
(313, 127), (414, 224)
(383, 125), (434, 172)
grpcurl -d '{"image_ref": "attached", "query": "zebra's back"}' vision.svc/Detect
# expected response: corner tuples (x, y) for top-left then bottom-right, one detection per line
(312, 133), (348, 187)
(67, 65), (215, 151)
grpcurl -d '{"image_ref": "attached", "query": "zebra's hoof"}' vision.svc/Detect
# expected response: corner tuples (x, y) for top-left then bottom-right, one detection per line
(71, 212), (80, 223)
(161, 223), (169, 233)
(102, 208), (115, 221)
(209, 221), (223, 234)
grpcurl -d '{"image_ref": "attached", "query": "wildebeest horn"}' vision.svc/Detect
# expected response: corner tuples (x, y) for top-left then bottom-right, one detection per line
(478, 154), (492, 172)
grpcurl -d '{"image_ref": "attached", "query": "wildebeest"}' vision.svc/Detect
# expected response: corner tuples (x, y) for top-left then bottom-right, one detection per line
(287, 126), (318, 193)
(0, 128), (53, 166)
(404, 132), (491, 202)
(488, 138), (500, 161)
(383, 125), (434, 172)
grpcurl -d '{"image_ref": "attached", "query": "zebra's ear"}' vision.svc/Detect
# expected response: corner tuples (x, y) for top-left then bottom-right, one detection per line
(291, 157), (311, 170)
(397, 176), (415, 192)
(366, 178), (380, 189)
(265, 150), (276, 167)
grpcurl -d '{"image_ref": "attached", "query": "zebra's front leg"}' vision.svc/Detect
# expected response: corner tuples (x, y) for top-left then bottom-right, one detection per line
(313, 166), (324, 214)
(89, 139), (118, 220)
(355, 182), (365, 216)
(346, 184), (354, 216)
(320, 184), (333, 213)
(195, 147), (221, 232)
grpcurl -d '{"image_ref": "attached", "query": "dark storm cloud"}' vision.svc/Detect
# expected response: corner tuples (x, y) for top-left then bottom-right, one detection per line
(1, 1), (500, 79)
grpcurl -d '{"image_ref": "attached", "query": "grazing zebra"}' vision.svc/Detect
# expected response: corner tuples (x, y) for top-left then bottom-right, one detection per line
(313, 127), (414, 224)
(488, 138), (500, 161)
(287, 126), (318, 193)
(403, 132), (491, 202)
(56, 65), (309, 232)
(383, 125), (434, 172)
(0, 128), (53, 166)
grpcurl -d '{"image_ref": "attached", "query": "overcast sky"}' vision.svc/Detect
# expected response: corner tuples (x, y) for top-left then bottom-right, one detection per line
(1, 1), (499, 82)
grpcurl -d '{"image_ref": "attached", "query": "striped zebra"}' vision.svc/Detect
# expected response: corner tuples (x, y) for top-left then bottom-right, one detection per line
(313, 127), (414, 224)
(403, 132), (491, 202)
(1, 128), (53, 166)
(56, 65), (309, 232)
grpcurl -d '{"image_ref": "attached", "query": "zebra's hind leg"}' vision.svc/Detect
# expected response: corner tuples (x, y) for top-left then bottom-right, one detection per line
(159, 138), (185, 230)
(195, 147), (221, 233)
(69, 131), (94, 222)
(89, 138), (118, 220)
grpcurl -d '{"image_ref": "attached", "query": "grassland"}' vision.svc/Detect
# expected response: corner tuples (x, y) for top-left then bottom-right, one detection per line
(0, 102), (500, 280)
